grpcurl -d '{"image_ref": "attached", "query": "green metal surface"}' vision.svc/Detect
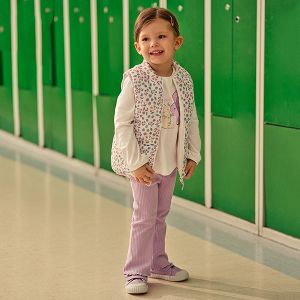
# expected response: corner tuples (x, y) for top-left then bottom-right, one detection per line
(97, 0), (123, 96)
(212, 0), (233, 117)
(96, 95), (117, 171)
(129, 0), (157, 67)
(43, 87), (67, 154)
(264, 125), (300, 239)
(211, 0), (256, 222)
(69, 0), (94, 164)
(18, 90), (38, 144)
(72, 91), (94, 165)
(0, 0), (14, 133)
(265, 1), (300, 129)
(168, 0), (204, 204)
(69, 0), (92, 92)
(18, 0), (38, 144)
(264, 1), (300, 238)
(42, 0), (67, 154)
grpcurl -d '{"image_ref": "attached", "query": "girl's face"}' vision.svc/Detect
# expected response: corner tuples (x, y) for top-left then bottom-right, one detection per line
(135, 18), (183, 74)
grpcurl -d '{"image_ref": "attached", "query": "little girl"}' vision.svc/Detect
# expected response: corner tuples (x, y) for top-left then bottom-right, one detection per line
(111, 7), (201, 294)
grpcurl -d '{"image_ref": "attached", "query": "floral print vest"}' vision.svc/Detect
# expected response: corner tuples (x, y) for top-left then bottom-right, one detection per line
(111, 61), (194, 187)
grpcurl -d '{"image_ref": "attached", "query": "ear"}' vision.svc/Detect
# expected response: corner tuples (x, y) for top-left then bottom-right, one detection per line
(134, 42), (142, 55)
(174, 35), (184, 50)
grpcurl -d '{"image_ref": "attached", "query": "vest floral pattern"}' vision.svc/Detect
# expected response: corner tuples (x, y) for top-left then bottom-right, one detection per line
(111, 61), (194, 187)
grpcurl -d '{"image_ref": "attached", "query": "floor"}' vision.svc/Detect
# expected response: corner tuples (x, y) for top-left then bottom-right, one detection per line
(1, 135), (300, 300)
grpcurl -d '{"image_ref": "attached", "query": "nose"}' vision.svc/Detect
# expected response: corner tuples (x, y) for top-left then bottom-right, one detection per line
(150, 39), (159, 47)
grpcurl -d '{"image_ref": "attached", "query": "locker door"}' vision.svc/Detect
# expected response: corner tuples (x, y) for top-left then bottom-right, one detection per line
(264, 0), (300, 238)
(97, 0), (123, 96)
(97, 0), (123, 171)
(0, 0), (14, 133)
(18, 0), (38, 144)
(42, 0), (67, 155)
(212, 0), (256, 222)
(69, 0), (94, 164)
(167, 0), (205, 204)
(129, 0), (159, 68)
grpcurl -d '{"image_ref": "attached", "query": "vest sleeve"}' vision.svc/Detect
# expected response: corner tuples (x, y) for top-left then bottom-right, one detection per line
(114, 77), (149, 172)
(187, 102), (201, 164)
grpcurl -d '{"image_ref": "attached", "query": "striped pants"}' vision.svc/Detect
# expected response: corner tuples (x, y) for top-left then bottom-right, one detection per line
(124, 168), (177, 278)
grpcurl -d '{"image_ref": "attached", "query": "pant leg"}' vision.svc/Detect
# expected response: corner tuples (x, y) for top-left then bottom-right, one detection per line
(124, 175), (161, 277)
(151, 168), (177, 272)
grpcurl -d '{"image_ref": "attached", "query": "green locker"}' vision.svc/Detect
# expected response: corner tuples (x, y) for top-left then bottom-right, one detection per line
(97, 0), (123, 171)
(265, 1), (300, 129)
(96, 95), (116, 171)
(0, 0), (14, 133)
(41, 0), (67, 154)
(129, 0), (159, 67)
(168, 0), (205, 204)
(264, 1), (300, 238)
(212, 0), (233, 118)
(97, 0), (123, 96)
(18, 0), (38, 144)
(69, 0), (94, 164)
(211, 0), (256, 222)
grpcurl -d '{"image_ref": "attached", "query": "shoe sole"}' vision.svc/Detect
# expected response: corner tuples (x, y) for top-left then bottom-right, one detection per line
(125, 283), (148, 294)
(150, 270), (189, 282)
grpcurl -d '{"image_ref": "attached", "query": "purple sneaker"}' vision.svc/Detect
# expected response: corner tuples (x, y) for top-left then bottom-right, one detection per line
(150, 263), (189, 282)
(125, 277), (148, 294)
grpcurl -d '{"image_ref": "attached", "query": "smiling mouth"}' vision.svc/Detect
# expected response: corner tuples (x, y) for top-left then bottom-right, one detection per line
(150, 50), (164, 55)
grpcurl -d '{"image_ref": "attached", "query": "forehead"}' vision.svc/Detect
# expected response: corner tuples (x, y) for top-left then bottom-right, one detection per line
(140, 18), (173, 36)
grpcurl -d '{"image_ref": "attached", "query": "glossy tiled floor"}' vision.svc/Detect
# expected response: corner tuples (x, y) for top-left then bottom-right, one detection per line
(1, 136), (300, 300)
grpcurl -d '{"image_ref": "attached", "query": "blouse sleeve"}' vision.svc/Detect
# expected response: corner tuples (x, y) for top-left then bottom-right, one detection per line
(114, 76), (149, 172)
(187, 102), (201, 164)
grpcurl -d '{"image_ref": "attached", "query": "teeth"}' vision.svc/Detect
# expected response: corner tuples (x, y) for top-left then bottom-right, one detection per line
(151, 50), (163, 54)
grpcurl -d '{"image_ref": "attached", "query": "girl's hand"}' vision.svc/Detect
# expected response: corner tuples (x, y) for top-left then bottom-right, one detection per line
(184, 159), (196, 179)
(132, 163), (155, 184)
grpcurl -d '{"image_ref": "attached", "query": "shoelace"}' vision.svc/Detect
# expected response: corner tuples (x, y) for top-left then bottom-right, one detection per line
(126, 276), (147, 285)
(161, 263), (178, 276)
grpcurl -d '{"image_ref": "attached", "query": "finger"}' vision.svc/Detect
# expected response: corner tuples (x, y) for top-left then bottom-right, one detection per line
(145, 164), (155, 174)
(142, 177), (151, 185)
(185, 166), (194, 179)
(142, 176), (152, 184)
(185, 164), (191, 174)
(145, 170), (154, 179)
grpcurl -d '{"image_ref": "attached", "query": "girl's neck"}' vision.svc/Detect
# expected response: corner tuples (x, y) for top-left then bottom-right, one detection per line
(148, 62), (174, 77)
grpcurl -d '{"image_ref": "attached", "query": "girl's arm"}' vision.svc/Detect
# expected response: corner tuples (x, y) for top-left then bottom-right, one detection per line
(114, 77), (149, 172)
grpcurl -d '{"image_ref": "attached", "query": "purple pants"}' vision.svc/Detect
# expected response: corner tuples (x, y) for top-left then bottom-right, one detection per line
(124, 168), (177, 279)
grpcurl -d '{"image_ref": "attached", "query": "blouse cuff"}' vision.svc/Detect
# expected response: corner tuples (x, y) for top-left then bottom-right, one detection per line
(128, 153), (149, 172)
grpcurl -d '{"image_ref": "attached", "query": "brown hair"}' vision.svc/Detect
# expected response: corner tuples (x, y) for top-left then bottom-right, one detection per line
(134, 8), (180, 42)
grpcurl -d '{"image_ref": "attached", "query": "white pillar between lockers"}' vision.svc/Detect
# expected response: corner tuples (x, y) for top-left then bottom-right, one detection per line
(10, 0), (20, 137)
(63, 0), (73, 158)
(90, 0), (100, 169)
(255, 0), (265, 235)
(204, 0), (212, 208)
(122, 0), (130, 72)
(160, 0), (167, 8)
(34, 0), (44, 148)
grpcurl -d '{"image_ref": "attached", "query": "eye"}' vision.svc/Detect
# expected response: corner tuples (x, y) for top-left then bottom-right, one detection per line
(159, 34), (166, 39)
(141, 37), (148, 42)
